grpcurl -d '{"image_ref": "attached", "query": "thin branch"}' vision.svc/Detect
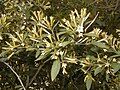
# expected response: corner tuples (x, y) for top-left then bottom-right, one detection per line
(26, 59), (50, 88)
(52, 21), (60, 30)
(87, 0), (99, 7)
(72, 81), (79, 90)
(25, 75), (29, 88)
(84, 12), (99, 32)
(114, 0), (120, 11)
(105, 0), (109, 6)
(3, 62), (26, 90)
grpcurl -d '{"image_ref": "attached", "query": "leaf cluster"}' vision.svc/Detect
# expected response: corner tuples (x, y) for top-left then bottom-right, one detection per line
(0, 0), (120, 90)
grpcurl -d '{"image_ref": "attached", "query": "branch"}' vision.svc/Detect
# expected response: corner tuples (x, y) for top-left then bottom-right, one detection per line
(114, 0), (120, 11)
(26, 59), (50, 88)
(84, 12), (99, 32)
(3, 62), (26, 90)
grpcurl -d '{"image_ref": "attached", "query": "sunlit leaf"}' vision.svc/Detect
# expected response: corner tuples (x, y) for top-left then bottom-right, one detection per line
(0, 58), (8, 62)
(94, 66), (103, 76)
(35, 50), (41, 58)
(35, 50), (52, 61)
(106, 74), (109, 82)
(0, 51), (8, 57)
(59, 41), (71, 47)
(26, 48), (36, 51)
(92, 42), (109, 49)
(51, 59), (61, 81)
(84, 28), (102, 37)
(84, 32), (98, 37)
(111, 63), (120, 73)
(84, 74), (93, 90)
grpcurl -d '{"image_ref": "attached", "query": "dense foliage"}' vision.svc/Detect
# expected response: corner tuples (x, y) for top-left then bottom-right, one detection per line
(0, 0), (120, 90)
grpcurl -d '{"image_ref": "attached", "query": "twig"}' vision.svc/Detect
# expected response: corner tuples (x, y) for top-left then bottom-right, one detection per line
(87, 0), (99, 7)
(114, 0), (120, 11)
(84, 12), (99, 32)
(26, 59), (50, 88)
(105, 0), (109, 6)
(98, 6), (115, 9)
(52, 21), (60, 30)
(3, 62), (26, 90)
(25, 75), (29, 88)
(72, 81), (79, 90)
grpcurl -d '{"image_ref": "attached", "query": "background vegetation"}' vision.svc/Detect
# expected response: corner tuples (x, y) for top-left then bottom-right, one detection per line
(0, 0), (120, 90)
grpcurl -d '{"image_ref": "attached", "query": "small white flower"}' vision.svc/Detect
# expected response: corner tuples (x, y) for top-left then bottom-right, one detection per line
(60, 51), (64, 56)
(106, 69), (110, 74)
(59, 43), (62, 47)
(113, 58), (116, 62)
(76, 25), (84, 33)
(105, 62), (110, 67)
(0, 36), (3, 40)
(103, 49), (107, 52)
(21, 43), (25, 46)
(62, 63), (67, 74)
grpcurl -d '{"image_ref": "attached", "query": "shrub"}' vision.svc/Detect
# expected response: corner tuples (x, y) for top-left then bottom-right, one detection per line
(0, 0), (120, 90)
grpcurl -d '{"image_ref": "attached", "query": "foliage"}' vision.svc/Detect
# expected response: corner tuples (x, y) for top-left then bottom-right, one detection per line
(0, 0), (120, 90)
(47, 0), (120, 36)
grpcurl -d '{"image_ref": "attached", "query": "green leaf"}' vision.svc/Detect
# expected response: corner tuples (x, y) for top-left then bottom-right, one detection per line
(91, 42), (109, 49)
(35, 50), (41, 58)
(26, 48), (36, 51)
(0, 58), (8, 62)
(115, 51), (120, 55)
(57, 31), (67, 36)
(111, 55), (120, 58)
(35, 50), (51, 61)
(59, 41), (71, 47)
(118, 73), (120, 79)
(94, 66), (103, 76)
(51, 59), (61, 81)
(84, 74), (93, 90)
(111, 51), (120, 57)
(111, 63), (120, 73)
(106, 74), (109, 82)
(84, 33), (98, 37)
(0, 51), (8, 57)
(90, 47), (99, 52)
(86, 55), (96, 61)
